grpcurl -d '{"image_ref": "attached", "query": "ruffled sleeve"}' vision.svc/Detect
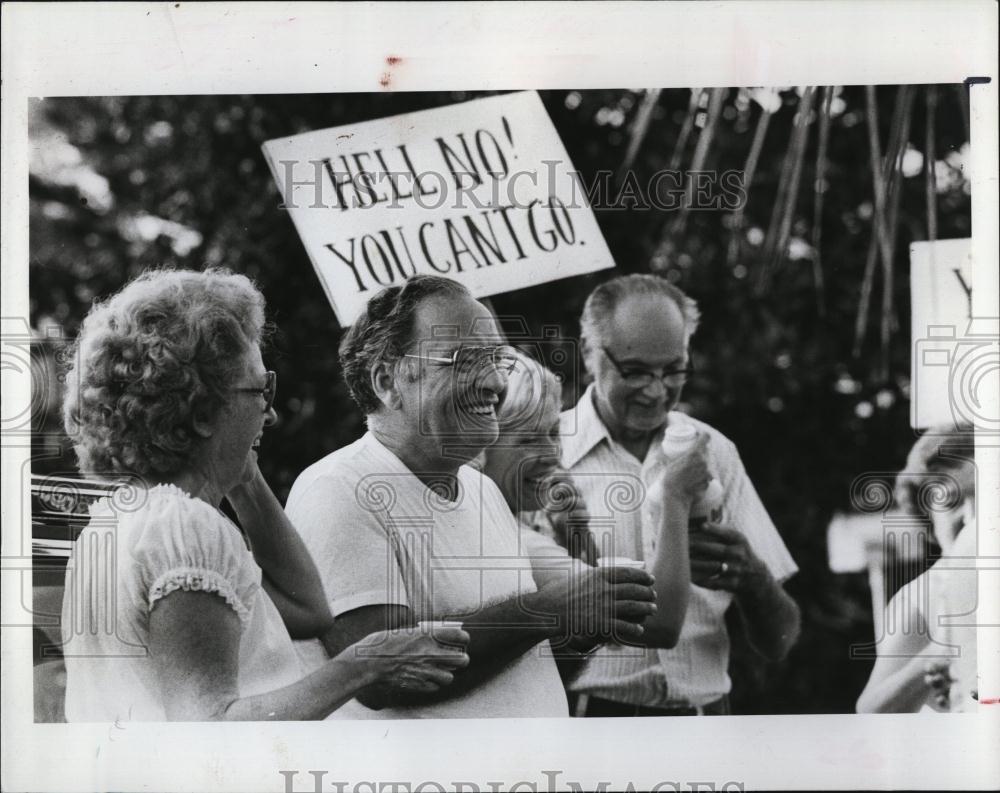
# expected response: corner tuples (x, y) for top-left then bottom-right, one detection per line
(130, 486), (260, 624)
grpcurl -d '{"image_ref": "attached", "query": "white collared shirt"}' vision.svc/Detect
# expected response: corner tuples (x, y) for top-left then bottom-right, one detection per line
(561, 386), (798, 707)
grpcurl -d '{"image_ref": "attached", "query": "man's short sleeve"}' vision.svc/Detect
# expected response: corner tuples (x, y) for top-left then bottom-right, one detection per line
(286, 468), (409, 617)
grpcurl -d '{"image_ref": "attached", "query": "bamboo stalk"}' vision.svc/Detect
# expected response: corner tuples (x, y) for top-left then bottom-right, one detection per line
(668, 88), (703, 173)
(772, 87), (817, 273)
(671, 87), (727, 237)
(855, 86), (887, 357)
(853, 236), (879, 358)
(727, 98), (774, 266)
(618, 89), (662, 182)
(757, 87), (815, 293)
(759, 100), (800, 278)
(865, 85), (893, 276)
(879, 86), (915, 381)
(924, 85), (938, 242)
(811, 86), (835, 316)
(855, 85), (913, 363)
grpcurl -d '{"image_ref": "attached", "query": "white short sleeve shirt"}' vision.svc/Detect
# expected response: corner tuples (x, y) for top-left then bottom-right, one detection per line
(560, 387), (798, 707)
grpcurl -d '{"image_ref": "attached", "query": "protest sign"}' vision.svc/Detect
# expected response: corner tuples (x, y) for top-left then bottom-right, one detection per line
(910, 237), (997, 431)
(262, 91), (615, 324)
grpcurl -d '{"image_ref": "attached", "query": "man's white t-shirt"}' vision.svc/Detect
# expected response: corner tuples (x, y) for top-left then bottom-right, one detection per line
(286, 432), (569, 719)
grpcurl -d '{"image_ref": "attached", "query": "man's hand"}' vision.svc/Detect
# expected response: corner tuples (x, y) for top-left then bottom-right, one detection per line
(529, 565), (656, 650)
(691, 523), (801, 661)
(689, 523), (767, 594)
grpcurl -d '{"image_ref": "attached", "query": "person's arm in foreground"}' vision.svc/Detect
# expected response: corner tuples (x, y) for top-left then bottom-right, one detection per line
(690, 522), (801, 661)
(637, 498), (690, 648)
(227, 458), (332, 639)
(322, 565), (656, 709)
(150, 590), (469, 721)
(636, 434), (720, 648)
(856, 577), (952, 713)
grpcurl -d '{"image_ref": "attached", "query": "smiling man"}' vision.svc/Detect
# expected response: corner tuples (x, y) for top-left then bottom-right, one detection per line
(562, 273), (801, 717)
(286, 275), (657, 718)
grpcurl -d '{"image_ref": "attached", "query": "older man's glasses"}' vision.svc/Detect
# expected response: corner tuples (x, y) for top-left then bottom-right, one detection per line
(232, 370), (277, 412)
(404, 345), (519, 377)
(602, 347), (694, 388)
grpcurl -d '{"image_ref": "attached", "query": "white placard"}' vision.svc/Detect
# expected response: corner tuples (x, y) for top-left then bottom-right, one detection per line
(910, 238), (999, 431)
(261, 91), (615, 324)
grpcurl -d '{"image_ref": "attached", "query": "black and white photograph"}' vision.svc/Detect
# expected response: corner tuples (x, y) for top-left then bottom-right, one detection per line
(3, 3), (998, 792)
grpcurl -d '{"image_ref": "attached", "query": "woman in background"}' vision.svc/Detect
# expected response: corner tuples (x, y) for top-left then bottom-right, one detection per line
(478, 350), (701, 651)
(856, 425), (978, 713)
(60, 268), (468, 721)
(479, 351), (598, 568)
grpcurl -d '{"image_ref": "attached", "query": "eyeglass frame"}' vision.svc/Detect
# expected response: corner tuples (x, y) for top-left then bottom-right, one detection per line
(403, 344), (519, 376)
(600, 346), (694, 388)
(231, 370), (277, 413)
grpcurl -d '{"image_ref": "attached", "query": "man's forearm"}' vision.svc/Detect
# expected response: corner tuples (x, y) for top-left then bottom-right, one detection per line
(362, 593), (558, 708)
(735, 569), (800, 661)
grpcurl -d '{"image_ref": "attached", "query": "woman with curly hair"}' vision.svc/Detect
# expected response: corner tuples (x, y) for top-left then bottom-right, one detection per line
(60, 268), (468, 721)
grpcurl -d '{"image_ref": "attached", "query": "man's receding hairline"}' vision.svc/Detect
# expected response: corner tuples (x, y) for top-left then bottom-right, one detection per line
(599, 289), (689, 343)
(414, 294), (498, 334)
(613, 288), (686, 315)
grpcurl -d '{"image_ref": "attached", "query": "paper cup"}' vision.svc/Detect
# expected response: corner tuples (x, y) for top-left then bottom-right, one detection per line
(596, 556), (645, 569)
(417, 620), (464, 632)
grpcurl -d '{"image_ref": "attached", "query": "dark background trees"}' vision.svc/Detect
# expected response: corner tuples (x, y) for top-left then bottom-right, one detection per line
(28, 86), (971, 713)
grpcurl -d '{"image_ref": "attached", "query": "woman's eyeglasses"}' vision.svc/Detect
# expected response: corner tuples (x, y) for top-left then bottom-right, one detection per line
(232, 370), (277, 412)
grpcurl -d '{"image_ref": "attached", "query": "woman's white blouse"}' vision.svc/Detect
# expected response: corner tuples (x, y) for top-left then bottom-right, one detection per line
(61, 484), (303, 721)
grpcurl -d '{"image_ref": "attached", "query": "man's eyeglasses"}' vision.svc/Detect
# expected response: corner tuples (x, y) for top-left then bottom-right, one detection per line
(404, 345), (519, 377)
(232, 370), (277, 413)
(601, 347), (694, 388)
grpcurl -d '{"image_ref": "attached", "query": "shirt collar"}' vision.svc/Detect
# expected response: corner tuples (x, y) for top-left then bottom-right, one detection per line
(561, 385), (614, 468)
(362, 430), (417, 476)
(562, 385), (688, 468)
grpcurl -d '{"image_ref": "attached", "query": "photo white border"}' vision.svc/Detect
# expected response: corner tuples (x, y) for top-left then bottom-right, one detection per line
(2, 2), (998, 791)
